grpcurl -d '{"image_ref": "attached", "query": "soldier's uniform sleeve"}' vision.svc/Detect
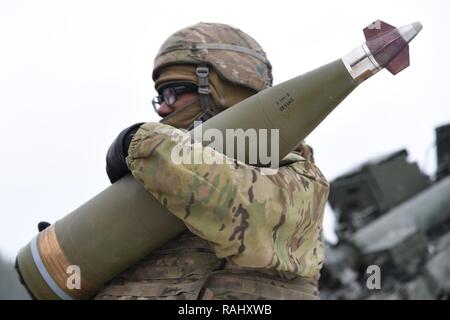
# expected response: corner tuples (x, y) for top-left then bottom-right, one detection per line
(127, 122), (330, 277)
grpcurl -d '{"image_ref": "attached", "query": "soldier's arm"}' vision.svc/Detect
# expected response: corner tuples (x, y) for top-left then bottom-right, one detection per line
(127, 122), (329, 275)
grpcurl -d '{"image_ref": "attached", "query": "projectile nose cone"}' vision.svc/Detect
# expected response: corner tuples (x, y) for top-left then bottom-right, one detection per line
(398, 22), (423, 43)
(412, 21), (423, 33)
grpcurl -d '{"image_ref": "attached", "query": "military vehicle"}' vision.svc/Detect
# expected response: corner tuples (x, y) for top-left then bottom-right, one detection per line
(320, 123), (450, 300)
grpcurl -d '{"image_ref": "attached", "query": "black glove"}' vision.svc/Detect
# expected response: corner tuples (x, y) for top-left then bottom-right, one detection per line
(106, 123), (145, 183)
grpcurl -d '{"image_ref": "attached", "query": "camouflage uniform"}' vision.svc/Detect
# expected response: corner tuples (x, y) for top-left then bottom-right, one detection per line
(95, 123), (329, 300)
(95, 22), (329, 300)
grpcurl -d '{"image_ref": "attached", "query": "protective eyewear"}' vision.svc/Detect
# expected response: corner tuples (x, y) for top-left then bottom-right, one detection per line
(152, 84), (197, 113)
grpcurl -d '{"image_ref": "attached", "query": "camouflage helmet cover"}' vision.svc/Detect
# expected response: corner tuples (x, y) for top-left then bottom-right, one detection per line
(153, 22), (273, 92)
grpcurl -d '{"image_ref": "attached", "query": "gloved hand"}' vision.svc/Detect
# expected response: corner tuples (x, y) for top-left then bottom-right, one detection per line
(106, 123), (145, 183)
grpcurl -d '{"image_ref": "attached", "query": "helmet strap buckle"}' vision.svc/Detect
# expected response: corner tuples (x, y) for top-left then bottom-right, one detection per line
(196, 66), (211, 95)
(195, 65), (217, 124)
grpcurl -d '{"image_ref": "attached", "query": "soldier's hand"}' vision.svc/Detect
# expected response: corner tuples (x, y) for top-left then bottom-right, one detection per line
(106, 123), (145, 183)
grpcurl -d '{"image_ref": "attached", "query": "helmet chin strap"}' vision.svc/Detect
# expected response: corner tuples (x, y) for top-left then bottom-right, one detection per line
(191, 66), (219, 129)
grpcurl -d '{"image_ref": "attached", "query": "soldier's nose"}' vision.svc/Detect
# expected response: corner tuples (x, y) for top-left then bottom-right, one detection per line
(157, 103), (173, 117)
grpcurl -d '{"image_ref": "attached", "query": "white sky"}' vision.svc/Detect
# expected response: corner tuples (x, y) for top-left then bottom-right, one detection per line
(1, 0), (449, 258)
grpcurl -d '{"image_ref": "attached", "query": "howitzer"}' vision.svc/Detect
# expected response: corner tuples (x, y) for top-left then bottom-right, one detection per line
(352, 175), (450, 252)
(321, 176), (450, 300)
(16, 20), (423, 299)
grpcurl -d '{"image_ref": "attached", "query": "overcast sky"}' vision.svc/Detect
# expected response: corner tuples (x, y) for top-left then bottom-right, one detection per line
(1, 0), (449, 258)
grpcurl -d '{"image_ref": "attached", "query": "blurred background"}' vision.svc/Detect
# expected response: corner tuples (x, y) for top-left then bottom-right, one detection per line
(1, 0), (449, 299)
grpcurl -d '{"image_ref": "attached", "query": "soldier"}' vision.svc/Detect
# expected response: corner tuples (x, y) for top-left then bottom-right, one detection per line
(97, 22), (329, 300)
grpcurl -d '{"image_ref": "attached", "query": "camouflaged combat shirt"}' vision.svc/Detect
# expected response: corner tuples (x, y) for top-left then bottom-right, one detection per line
(127, 122), (329, 278)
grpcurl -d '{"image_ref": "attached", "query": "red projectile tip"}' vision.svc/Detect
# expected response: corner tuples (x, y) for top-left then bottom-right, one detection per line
(362, 20), (422, 75)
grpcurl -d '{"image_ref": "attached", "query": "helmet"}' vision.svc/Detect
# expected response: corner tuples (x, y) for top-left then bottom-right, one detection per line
(153, 22), (272, 91)
(152, 22), (273, 128)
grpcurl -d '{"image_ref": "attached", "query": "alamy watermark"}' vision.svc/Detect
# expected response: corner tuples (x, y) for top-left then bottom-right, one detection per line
(63, 265), (382, 293)
(366, 265), (381, 290)
(170, 121), (280, 175)
(66, 265), (81, 290)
